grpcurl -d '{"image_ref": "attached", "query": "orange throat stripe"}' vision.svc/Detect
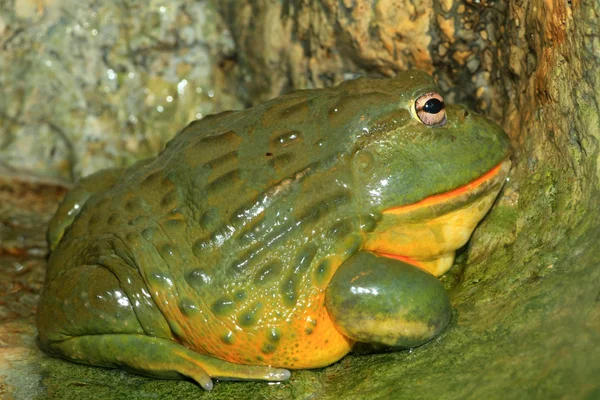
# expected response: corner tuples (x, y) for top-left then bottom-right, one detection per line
(383, 161), (505, 215)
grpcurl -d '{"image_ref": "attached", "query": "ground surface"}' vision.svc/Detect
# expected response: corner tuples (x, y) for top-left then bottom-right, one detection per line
(1, 170), (598, 400)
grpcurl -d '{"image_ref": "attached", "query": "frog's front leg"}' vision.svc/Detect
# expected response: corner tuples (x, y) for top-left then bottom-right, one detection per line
(325, 251), (452, 348)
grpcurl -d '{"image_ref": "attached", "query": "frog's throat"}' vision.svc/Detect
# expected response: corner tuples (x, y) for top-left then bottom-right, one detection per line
(365, 159), (512, 277)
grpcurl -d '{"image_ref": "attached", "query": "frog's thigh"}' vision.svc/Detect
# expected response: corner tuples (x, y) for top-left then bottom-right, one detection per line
(37, 265), (289, 391)
(325, 251), (452, 348)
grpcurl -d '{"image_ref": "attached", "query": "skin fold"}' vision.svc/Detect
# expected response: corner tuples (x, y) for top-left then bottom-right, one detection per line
(36, 70), (511, 390)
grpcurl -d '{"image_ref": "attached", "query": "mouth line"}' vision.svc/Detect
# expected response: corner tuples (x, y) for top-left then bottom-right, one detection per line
(370, 158), (512, 275)
(383, 159), (511, 217)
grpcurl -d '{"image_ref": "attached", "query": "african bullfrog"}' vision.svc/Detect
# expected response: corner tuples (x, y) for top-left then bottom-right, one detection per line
(37, 70), (511, 391)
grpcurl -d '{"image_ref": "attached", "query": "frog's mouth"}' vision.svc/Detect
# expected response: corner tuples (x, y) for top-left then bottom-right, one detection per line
(364, 159), (512, 276)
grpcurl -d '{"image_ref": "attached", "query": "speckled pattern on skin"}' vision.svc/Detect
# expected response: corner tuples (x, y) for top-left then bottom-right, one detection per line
(36, 70), (510, 390)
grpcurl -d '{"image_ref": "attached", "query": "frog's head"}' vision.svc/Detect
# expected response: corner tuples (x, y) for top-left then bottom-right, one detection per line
(350, 71), (511, 276)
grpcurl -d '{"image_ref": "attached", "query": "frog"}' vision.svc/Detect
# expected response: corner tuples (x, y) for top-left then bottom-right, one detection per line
(36, 70), (511, 391)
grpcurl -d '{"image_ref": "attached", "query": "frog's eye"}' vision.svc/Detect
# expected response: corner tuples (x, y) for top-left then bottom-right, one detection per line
(415, 92), (447, 127)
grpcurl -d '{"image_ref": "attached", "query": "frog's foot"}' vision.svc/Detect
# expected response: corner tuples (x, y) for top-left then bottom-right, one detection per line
(325, 251), (452, 348)
(44, 334), (290, 391)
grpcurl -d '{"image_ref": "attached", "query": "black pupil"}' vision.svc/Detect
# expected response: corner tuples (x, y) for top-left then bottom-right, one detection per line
(423, 98), (445, 114)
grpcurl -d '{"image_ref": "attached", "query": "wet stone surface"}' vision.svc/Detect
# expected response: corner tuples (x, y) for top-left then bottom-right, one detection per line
(0, 0), (241, 181)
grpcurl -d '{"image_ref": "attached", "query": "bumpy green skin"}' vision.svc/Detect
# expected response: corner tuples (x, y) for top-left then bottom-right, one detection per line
(36, 70), (511, 390)
(326, 252), (452, 348)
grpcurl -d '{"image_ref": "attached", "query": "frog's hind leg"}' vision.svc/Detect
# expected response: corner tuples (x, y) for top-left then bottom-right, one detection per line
(47, 334), (290, 391)
(36, 264), (289, 390)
